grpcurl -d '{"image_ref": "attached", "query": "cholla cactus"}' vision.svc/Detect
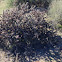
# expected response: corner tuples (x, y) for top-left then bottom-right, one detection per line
(0, 3), (55, 52)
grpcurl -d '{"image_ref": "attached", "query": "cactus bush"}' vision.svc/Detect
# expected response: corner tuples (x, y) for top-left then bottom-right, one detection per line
(0, 3), (56, 54)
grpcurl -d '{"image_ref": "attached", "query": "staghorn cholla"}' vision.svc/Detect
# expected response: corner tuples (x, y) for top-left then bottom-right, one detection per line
(0, 3), (55, 52)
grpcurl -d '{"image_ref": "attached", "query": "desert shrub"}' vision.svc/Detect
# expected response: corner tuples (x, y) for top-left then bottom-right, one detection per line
(14, 0), (51, 8)
(0, 0), (51, 14)
(0, 3), (56, 53)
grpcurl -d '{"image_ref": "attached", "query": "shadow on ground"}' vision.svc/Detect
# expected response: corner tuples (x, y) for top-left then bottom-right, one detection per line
(10, 35), (62, 62)
(0, 22), (62, 62)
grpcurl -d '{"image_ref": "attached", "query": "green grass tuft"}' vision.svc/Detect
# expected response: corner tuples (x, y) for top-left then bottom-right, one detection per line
(0, 0), (14, 14)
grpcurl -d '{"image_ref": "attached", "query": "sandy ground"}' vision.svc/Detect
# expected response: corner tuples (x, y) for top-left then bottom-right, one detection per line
(0, 50), (14, 62)
(0, 50), (61, 62)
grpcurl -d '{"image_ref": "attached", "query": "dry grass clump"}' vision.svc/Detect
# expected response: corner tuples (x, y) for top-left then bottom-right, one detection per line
(48, 0), (62, 31)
